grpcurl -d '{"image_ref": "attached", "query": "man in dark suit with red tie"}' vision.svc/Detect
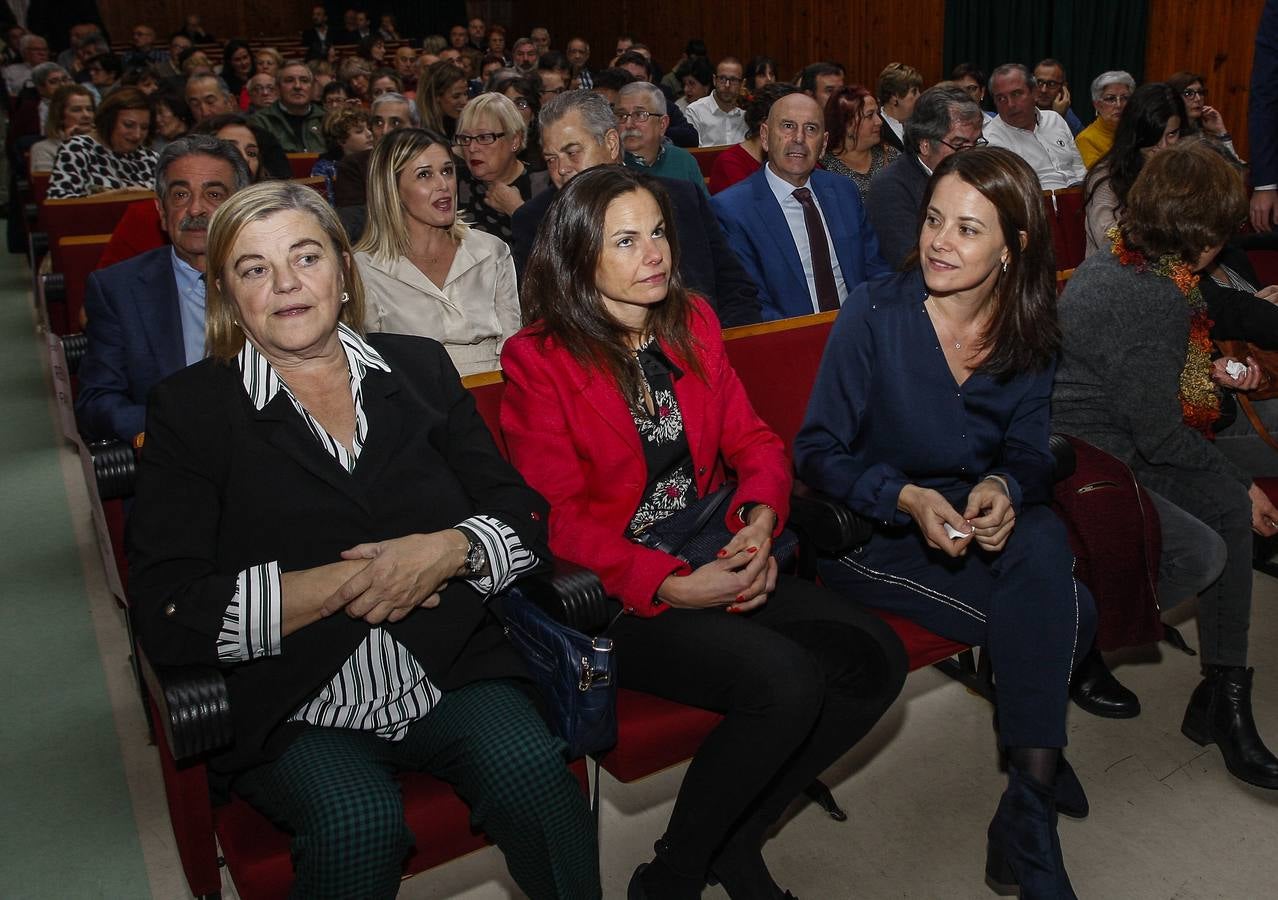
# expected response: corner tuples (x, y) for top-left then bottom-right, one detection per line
(711, 92), (890, 321)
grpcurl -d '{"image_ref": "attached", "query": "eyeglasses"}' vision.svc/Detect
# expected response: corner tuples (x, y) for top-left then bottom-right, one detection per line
(540, 86), (567, 97)
(454, 131), (506, 146)
(1182, 87), (1207, 99)
(509, 96), (530, 110)
(1098, 93), (1130, 106)
(938, 136), (989, 152)
(1036, 79), (1063, 90)
(714, 75), (742, 85)
(616, 110), (657, 123)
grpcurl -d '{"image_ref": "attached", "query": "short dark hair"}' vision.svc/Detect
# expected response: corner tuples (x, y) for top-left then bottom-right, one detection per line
(744, 56), (776, 87)
(679, 56), (714, 88)
(154, 132), (252, 197)
(744, 82), (799, 139)
(537, 50), (569, 74)
(800, 62), (842, 94)
(1035, 58), (1066, 76)
(590, 67), (636, 93)
(524, 167), (705, 404)
(96, 87), (154, 144)
(950, 62), (986, 86)
(824, 84), (875, 155)
(1165, 70), (1208, 134)
(486, 70), (542, 118)
(1122, 141), (1246, 262)
(89, 52), (123, 79)
(917, 148), (1060, 377)
(615, 50), (651, 78)
(905, 84), (983, 156)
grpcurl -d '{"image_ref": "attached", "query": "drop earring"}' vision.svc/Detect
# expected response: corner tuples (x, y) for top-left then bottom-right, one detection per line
(1001, 259), (1008, 273)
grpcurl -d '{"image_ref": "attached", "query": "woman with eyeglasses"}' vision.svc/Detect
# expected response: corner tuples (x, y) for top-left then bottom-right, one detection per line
(1166, 71), (1246, 170)
(819, 84), (899, 202)
(354, 128), (520, 375)
(1075, 70), (1135, 169)
(455, 92), (550, 241)
(486, 70), (546, 173)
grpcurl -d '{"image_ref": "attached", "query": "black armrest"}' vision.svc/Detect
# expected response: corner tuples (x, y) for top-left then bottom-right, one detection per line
(29, 230), (48, 257)
(1049, 433), (1076, 481)
(516, 558), (613, 634)
(137, 646), (234, 762)
(89, 439), (137, 500)
(42, 271), (65, 303)
(61, 332), (88, 374)
(788, 481), (874, 558)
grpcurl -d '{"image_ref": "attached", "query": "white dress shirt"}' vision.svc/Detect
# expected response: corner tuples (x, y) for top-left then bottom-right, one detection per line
(882, 112), (906, 146)
(684, 94), (747, 147)
(983, 109), (1087, 190)
(763, 164), (848, 314)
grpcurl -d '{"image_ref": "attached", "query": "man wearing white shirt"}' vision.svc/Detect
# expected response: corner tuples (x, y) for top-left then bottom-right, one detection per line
(983, 63), (1086, 190)
(684, 57), (747, 147)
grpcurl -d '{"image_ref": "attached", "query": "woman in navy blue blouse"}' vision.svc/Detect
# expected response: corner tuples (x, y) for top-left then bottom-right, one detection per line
(795, 148), (1096, 899)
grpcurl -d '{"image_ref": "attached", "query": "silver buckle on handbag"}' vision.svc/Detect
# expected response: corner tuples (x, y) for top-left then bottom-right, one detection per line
(578, 638), (613, 691)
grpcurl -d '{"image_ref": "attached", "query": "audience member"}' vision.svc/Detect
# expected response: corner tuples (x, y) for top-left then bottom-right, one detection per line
(9, 60), (70, 144)
(984, 63), (1086, 190)
(1054, 142), (1278, 791)
(86, 51), (123, 98)
(129, 179), (600, 900)
(251, 60), (325, 152)
(531, 26), (551, 56)
(246, 72), (279, 113)
(54, 23), (98, 71)
(744, 55), (777, 93)
(1167, 70), (1245, 168)
(589, 65), (635, 108)
(618, 81), (707, 196)
(178, 47), (215, 79)
(615, 50), (699, 147)
(120, 65), (162, 96)
(486, 26), (508, 63)
(311, 105), (372, 201)
(468, 17), (488, 50)
(416, 61), (468, 140)
(566, 36), (591, 88)
(514, 89), (761, 325)
(75, 134), (251, 442)
(321, 80), (351, 109)
(122, 24), (166, 70)
(255, 47), (283, 80)
(368, 91), (417, 140)
(684, 57), (746, 146)
(512, 37), (538, 73)
(221, 40), (256, 102)
(393, 45), (418, 94)
(4, 32), (49, 95)
(821, 83), (900, 202)
(175, 13), (215, 43)
(455, 92), (549, 241)
(1082, 82), (1184, 255)
(1033, 58), (1082, 135)
(1076, 70), (1134, 168)
(876, 62), (922, 152)
(677, 56), (714, 112)
(192, 113), (290, 182)
(30, 83), (94, 172)
(950, 62), (993, 117)
(708, 83), (798, 195)
(1250, 0), (1278, 232)
(377, 14), (400, 41)
(503, 164), (903, 900)
(150, 87), (192, 152)
(47, 87), (157, 199)
(713, 91), (889, 319)
(866, 84), (985, 269)
(155, 33), (191, 80)
(301, 5), (334, 60)
(186, 75), (238, 122)
(355, 35), (386, 66)
(354, 127), (520, 374)
(369, 69), (402, 99)
(799, 62), (844, 108)
(487, 69), (546, 171)
(797, 147), (1094, 898)
(339, 56), (373, 104)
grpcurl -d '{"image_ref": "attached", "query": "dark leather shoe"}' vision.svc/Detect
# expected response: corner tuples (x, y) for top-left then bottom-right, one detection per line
(986, 764), (1077, 899)
(1182, 666), (1278, 789)
(1070, 645), (1140, 718)
(1054, 756), (1088, 819)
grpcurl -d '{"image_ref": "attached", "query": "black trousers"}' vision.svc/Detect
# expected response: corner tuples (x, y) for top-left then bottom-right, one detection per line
(608, 575), (908, 878)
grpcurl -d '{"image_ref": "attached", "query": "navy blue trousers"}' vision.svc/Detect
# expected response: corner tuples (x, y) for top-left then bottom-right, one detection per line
(818, 505), (1096, 749)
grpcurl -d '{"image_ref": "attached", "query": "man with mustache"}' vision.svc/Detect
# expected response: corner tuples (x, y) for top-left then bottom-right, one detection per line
(616, 81), (707, 195)
(76, 135), (252, 443)
(712, 91), (890, 320)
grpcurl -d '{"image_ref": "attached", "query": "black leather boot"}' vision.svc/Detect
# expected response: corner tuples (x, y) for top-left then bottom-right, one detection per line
(1070, 644), (1140, 718)
(1055, 756), (1088, 819)
(986, 764), (1078, 900)
(1182, 666), (1278, 789)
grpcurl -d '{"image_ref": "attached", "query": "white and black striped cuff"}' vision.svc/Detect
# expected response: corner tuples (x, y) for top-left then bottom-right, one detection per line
(455, 514), (538, 597)
(217, 561), (284, 662)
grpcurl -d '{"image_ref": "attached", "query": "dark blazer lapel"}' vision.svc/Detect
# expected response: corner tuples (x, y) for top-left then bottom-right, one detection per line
(256, 393), (371, 511)
(137, 250), (187, 375)
(350, 367), (405, 493)
(751, 172), (807, 299)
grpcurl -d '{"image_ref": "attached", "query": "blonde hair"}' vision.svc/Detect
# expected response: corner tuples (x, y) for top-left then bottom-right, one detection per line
(354, 127), (468, 264)
(457, 91), (526, 148)
(205, 181), (366, 360)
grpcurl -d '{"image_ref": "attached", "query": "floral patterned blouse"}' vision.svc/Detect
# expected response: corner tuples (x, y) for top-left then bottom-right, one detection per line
(626, 339), (697, 537)
(819, 143), (899, 203)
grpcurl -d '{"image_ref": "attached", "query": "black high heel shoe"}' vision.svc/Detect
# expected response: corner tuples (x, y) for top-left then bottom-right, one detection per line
(986, 764), (1077, 899)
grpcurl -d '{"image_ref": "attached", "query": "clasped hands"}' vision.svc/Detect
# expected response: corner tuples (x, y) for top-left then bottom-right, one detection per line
(321, 530), (470, 626)
(1212, 356), (1267, 393)
(898, 480), (1015, 558)
(657, 506), (779, 613)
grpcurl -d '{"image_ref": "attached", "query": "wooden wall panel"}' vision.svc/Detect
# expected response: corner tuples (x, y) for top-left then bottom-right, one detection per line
(1144, 0), (1264, 161)
(513, 0), (946, 91)
(96, 0), (312, 44)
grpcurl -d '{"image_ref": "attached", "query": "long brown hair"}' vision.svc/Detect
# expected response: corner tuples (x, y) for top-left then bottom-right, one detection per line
(921, 147), (1059, 377)
(522, 167), (703, 404)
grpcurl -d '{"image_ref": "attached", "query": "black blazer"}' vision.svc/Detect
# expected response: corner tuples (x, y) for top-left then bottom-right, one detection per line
(865, 152), (930, 271)
(129, 334), (548, 775)
(878, 110), (907, 154)
(510, 172), (762, 326)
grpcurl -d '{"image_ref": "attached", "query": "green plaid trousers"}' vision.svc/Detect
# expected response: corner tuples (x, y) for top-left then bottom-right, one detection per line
(233, 679), (600, 899)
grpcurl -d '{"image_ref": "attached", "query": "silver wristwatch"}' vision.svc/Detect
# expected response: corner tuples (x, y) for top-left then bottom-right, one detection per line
(457, 527), (487, 576)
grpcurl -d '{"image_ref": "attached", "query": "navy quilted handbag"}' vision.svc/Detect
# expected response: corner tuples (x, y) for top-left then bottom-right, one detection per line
(633, 483), (798, 567)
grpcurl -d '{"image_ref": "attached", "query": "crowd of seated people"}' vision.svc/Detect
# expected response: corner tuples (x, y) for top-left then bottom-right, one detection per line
(17, 6), (1278, 897)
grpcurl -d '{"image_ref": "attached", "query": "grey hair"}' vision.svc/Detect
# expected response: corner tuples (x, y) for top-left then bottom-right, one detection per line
(154, 133), (253, 198)
(74, 31), (106, 50)
(905, 85), (983, 156)
(1090, 70), (1135, 102)
(539, 89), (618, 140)
(371, 91), (420, 125)
(18, 33), (47, 53)
(618, 81), (666, 115)
(32, 62), (68, 88)
(989, 63), (1036, 95)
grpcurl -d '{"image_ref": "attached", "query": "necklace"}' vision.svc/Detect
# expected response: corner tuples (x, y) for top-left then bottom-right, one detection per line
(925, 296), (973, 351)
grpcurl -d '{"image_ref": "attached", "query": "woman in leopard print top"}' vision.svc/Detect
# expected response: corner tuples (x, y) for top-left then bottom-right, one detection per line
(47, 87), (158, 199)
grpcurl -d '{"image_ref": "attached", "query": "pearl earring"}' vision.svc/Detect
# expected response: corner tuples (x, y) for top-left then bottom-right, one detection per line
(341, 291), (350, 304)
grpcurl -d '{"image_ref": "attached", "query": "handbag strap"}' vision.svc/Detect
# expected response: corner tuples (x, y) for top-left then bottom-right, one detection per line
(1238, 393), (1278, 453)
(656, 484), (735, 556)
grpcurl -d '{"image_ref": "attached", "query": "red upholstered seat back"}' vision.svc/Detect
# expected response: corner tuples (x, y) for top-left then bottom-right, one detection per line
(1043, 188), (1086, 272)
(51, 235), (111, 336)
(286, 152), (319, 179)
(1248, 249), (1278, 288)
(38, 190), (155, 243)
(690, 145), (729, 178)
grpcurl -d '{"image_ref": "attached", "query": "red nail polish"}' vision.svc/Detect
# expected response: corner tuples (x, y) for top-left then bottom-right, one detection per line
(735, 594), (745, 603)
(727, 606), (741, 614)
(747, 546), (758, 553)
(717, 549), (727, 558)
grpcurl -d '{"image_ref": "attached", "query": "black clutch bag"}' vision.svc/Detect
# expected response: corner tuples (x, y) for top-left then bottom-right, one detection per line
(633, 483), (798, 568)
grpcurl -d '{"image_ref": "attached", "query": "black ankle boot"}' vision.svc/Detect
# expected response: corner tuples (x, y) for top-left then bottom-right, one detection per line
(986, 764), (1077, 900)
(710, 835), (796, 900)
(1070, 645), (1140, 718)
(1182, 666), (1278, 789)
(1055, 756), (1088, 819)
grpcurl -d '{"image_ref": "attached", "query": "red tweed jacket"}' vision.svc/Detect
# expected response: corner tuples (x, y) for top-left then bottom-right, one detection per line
(500, 298), (791, 616)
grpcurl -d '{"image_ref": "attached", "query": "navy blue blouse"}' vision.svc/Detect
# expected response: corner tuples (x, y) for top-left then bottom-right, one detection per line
(794, 269), (1056, 528)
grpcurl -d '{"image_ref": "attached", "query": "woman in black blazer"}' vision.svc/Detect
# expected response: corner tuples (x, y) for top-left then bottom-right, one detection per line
(127, 181), (599, 900)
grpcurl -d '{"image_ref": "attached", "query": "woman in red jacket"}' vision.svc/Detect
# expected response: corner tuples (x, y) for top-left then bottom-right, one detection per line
(501, 167), (907, 900)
